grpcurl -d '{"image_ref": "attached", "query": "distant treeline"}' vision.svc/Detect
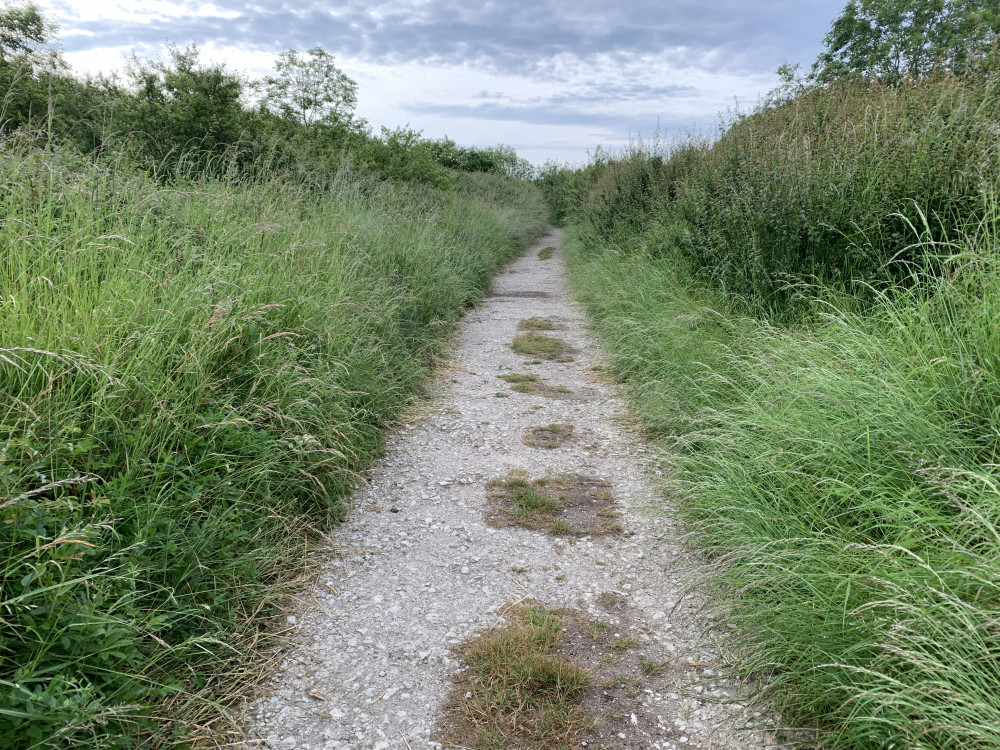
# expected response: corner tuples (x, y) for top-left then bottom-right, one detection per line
(0, 3), (533, 186)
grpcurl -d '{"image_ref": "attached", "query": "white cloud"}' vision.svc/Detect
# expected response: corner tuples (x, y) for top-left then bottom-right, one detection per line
(34, 0), (843, 164)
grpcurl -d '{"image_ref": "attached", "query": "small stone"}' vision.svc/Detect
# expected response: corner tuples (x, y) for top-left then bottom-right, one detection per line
(286, 616), (297, 625)
(631, 713), (638, 725)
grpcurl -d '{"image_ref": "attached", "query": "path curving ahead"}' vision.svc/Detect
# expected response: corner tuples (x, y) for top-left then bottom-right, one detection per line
(244, 229), (773, 750)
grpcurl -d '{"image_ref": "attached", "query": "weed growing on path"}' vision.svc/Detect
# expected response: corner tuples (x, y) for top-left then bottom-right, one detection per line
(439, 598), (680, 749)
(498, 373), (572, 398)
(522, 423), (575, 449)
(538, 246), (555, 260)
(511, 332), (574, 362)
(438, 603), (593, 749)
(486, 471), (621, 535)
(518, 316), (558, 331)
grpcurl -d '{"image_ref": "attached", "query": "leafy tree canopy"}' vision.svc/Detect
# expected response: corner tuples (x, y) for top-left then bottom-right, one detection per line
(0, 1), (45, 61)
(125, 44), (246, 159)
(261, 47), (358, 130)
(813, 0), (1000, 81)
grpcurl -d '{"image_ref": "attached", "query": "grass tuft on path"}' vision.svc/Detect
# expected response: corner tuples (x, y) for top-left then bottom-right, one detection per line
(438, 603), (593, 750)
(511, 332), (574, 362)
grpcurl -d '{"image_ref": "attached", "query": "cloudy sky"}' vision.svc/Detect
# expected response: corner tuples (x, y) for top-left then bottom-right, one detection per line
(33, 0), (846, 165)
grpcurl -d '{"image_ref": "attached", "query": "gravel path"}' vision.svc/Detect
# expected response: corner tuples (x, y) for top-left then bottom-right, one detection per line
(244, 229), (774, 750)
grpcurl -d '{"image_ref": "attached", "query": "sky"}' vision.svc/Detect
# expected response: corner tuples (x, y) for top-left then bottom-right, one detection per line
(32, 0), (847, 166)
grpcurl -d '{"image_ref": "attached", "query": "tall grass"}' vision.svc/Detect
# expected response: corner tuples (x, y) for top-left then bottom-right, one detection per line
(567, 210), (1000, 747)
(562, 74), (1000, 312)
(560, 73), (1000, 748)
(0, 136), (547, 748)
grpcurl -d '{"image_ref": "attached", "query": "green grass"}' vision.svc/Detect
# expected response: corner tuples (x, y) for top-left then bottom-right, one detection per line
(438, 604), (593, 749)
(511, 332), (573, 361)
(518, 316), (557, 331)
(566, 209), (1000, 748)
(498, 372), (540, 384)
(0, 138), (547, 748)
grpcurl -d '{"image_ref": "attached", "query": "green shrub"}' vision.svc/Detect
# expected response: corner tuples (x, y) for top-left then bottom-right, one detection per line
(565, 74), (1000, 311)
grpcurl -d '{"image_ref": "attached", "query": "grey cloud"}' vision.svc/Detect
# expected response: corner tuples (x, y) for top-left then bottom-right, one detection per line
(59, 0), (844, 76)
(401, 100), (695, 138)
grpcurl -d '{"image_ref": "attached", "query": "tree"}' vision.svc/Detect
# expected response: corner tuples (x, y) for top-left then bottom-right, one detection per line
(124, 44), (246, 161)
(261, 47), (357, 131)
(812, 0), (1000, 82)
(0, 1), (45, 62)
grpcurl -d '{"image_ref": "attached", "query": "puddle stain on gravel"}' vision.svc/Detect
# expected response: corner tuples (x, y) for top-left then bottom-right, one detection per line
(485, 470), (623, 536)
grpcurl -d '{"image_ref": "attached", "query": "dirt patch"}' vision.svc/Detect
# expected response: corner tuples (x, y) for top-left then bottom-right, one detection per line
(437, 602), (593, 750)
(561, 598), (691, 750)
(511, 332), (574, 362)
(538, 246), (555, 260)
(498, 372), (573, 399)
(522, 423), (575, 449)
(485, 471), (622, 536)
(518, 316), (558, 332)
(438, 598), (691, 750)
(485, 289), (552, 299)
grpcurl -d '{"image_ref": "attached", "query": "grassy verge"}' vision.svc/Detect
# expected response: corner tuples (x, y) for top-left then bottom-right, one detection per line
(0, 139), (546, 748)
(565, 213), (1000, 748)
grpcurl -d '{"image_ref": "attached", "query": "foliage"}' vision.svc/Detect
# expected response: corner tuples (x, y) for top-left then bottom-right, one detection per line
(122, 44), (246, 164)
(260, 47), (358, 131)
(555, 46), (1000, 748)
(353, 125), (454, 186)
(813, 0), (1000, 81)
(0, 137), (547, 749)
(0, 4), (531, 186)
(549, 73), (1000, 312)
(0, 1), (43, 61)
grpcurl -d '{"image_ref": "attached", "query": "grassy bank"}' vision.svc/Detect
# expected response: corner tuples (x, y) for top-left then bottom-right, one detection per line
(558, 74), (1000, 749)
(0, 138), (547, 748)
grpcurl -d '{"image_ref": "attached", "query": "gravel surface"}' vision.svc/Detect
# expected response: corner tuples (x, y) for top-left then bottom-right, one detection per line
(243, 229), (775, 750)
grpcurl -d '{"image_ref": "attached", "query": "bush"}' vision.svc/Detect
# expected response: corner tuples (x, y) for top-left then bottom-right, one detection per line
(564, 74), (1000, 312)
